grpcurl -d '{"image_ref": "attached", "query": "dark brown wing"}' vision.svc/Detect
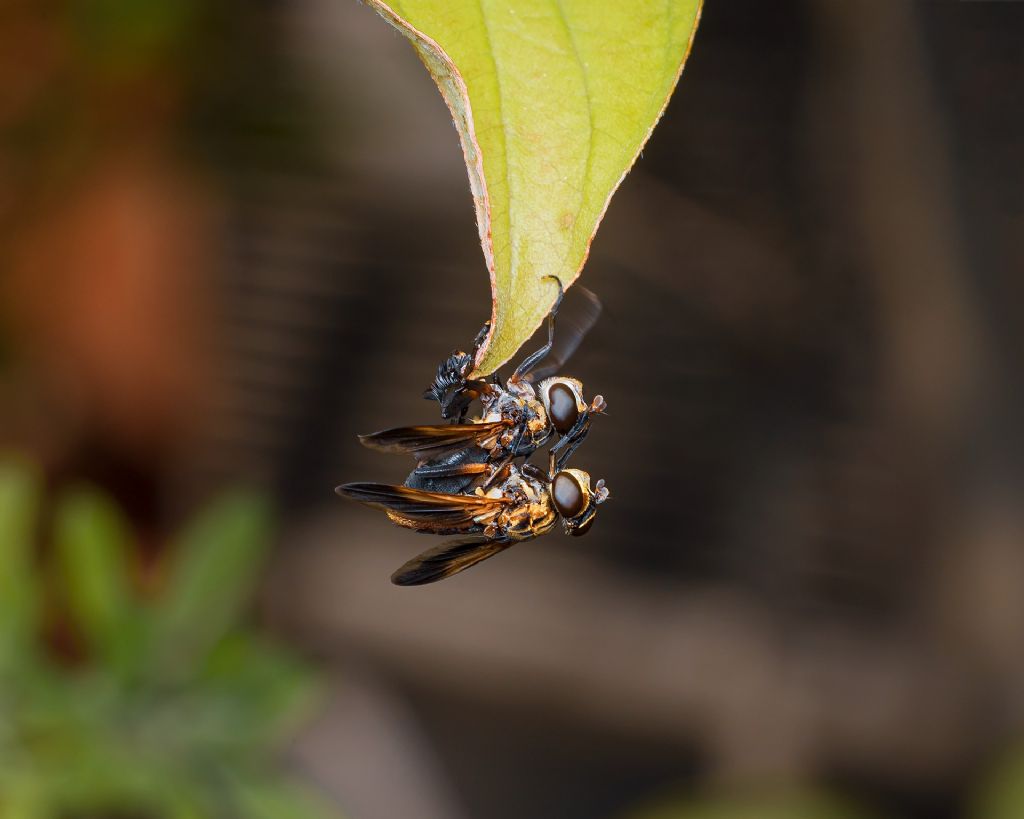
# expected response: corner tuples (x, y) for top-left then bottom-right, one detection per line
(335, 482), (507, 525)
(527, 284), (602, 382)
(391, 536), (512, 586)
(358, 422), (508, 460)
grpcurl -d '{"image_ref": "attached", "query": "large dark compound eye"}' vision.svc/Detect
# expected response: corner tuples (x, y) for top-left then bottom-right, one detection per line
(547, 382), (580, 434)
(552, 471), (586, 519)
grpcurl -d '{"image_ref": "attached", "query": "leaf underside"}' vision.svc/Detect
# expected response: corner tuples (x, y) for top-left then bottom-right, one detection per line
(366, 0), (703, 375)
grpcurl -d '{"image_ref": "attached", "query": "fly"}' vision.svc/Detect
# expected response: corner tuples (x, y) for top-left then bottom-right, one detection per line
(336, 451), (610, 585)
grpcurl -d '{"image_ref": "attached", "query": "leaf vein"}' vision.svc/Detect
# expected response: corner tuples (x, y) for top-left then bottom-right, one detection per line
(551, 0), (594, 253)
(476, 0), (512, 299)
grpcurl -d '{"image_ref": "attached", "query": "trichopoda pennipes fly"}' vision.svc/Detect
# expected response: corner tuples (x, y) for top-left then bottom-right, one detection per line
(336, 452), (610, 585)
(338, 276), (610, 584)
(359, 277), (607, 492)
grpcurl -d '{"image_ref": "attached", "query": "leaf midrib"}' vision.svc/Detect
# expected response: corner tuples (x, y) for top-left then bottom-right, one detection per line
(476, 0), (511, 304)
(551, 0), (595, 265)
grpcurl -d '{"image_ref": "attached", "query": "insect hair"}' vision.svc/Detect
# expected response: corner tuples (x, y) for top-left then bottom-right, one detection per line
(424, 351), (474, 404)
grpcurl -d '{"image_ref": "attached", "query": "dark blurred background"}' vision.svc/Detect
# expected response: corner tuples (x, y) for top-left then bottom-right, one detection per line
(2, 1), (1024, 818)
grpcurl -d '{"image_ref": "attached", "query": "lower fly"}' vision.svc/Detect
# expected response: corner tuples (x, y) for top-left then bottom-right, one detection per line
(336, 450), (610, 585)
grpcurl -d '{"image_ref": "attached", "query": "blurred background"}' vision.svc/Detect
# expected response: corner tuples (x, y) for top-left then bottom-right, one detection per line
(2, 1), (1023, 818)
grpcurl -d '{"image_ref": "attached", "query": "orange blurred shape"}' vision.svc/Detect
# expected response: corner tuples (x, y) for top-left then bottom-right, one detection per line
(5, 151), (217, 457)
(0, 6), (66, 127)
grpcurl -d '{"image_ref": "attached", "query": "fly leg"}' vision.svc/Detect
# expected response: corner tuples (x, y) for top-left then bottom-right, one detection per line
(550, 416), (590, 472)
(471, 320), (491, 357)
(452, 320), (492, 423)
(510, 276), (564, 382)
(409, 460), (490, 480)
(480, 459), (515, 492)
(455, 321), (494, 423)
(554, 429), (590, 472)
(522, 461), (550, 484)
(550, 394), (605, 469)
(480, 425), (527, 491)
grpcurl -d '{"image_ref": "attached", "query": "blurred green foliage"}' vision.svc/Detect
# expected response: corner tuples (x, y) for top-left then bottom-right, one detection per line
(970, 744), (1024, 819)
(628, 767), (1024, 819)
(625, 788), (884, 819)
(68, 0), (201, 73)
(0, 457), (333, 819)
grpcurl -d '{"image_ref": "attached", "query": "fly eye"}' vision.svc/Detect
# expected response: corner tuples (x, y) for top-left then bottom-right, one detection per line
(547, 382), (580, 434)
(552, 471), (586, 519)
(570, 514), (595, 537)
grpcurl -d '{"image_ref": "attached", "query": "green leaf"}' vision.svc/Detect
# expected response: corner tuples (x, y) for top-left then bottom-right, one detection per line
(366, 0), (702, 374)
(971, 744), (1024, 819)
(0, 458), (41, 667)
(54, 488), (142, 674)
(626, 789), (884, 819)
(153, 491), (273, 673)
(229, 774), (335, 819)
(200, 634), (320, 747)
(0, 779), (47, 819)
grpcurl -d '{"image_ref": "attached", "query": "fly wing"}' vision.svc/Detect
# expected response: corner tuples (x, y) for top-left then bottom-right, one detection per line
(527, 284), (602, 382)
(391, 536), (512, 586)
(335, 482), (506, 525)
(358, 422), (507, 460)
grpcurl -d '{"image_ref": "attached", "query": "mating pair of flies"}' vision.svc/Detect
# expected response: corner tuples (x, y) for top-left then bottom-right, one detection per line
(336, 276), (610, 586)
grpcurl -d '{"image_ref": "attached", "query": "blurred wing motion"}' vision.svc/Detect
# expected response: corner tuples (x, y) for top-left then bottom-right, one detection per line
(528, 284), (602, 382)
(391, 536), (511, 586)
(358, 422), (508, 460)
(335, 482), (507, 526)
